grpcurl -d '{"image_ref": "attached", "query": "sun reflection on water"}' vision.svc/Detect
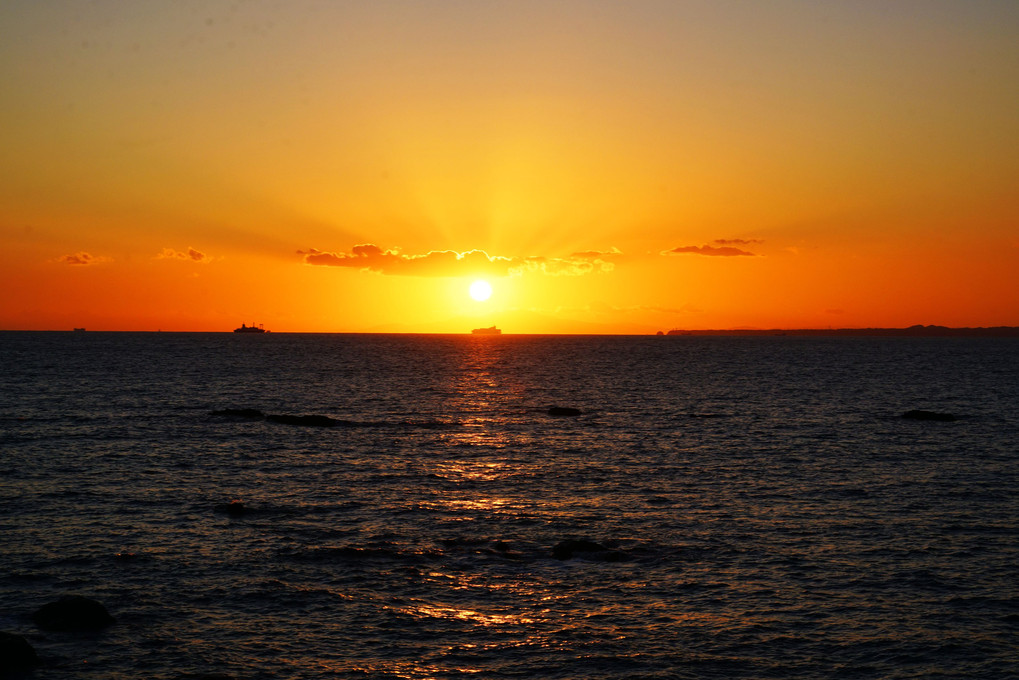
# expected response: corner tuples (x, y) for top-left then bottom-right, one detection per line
(400, 602), (535, 627)
(422, 497), (515, 513)
(430, 460), (509, 483)
(350, 660), (484, 679)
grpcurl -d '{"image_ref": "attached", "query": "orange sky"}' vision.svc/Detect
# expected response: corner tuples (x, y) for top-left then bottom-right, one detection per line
(2, 1), (1017, 333)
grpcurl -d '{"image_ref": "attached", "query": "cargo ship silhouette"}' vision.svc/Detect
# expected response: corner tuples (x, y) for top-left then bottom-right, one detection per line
(234, 323), (268, 333)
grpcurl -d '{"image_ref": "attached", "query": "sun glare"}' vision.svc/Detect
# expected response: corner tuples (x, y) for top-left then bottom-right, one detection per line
(469, 280), (492, 302)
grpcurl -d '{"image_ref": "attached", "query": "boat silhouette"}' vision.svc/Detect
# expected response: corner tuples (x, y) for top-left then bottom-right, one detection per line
(234, 323), (269, 333)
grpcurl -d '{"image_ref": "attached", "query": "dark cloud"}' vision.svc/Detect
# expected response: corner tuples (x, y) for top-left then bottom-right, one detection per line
(663, 245), (757, 257)
(158, 247), (210, 262)
(299, 244), (622, 277)
(58, 252), (108, 265)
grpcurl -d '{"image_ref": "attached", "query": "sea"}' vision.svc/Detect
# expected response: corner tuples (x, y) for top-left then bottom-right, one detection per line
(1, 331), (1017, 679)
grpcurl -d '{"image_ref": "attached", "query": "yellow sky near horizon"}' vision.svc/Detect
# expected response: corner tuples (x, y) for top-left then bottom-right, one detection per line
(2, 0), (1017, 333)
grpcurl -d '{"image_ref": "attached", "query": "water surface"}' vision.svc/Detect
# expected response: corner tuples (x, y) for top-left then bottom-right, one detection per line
(1, 332), (1017, 678)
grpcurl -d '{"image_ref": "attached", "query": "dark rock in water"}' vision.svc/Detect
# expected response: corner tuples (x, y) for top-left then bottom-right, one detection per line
(0, 631), (41, 673)
(212, 409), (361, 427)
(552, 539), (607, 560)
(266, 414), (341, 427)
(214, 500), (248, 517)
(32, 595), (115, 632)
(547, 406), (582, 417)
(552, 539), (632, 562)
(491, 540), (523, 559)
(902, 409), (956, 422)
(210, 408), (265, 419)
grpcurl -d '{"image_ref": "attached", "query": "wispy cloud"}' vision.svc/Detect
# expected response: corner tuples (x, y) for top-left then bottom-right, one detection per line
(299, 244), (622, 277)
(663, 244), (757, 257)
(58, 252), (110, 266)
(158, 247), (210, 262)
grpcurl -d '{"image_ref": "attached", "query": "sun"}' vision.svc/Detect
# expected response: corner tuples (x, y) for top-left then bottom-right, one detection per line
(469, 279), (492, 301)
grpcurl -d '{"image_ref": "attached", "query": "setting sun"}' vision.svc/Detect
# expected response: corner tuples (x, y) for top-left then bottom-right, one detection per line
(469, 280), (493, 302)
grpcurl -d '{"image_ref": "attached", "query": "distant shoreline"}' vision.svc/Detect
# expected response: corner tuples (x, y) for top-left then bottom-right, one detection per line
(663, 325), (1019, 337)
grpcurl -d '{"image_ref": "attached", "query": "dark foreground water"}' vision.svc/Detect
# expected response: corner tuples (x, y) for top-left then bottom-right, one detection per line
(1, 332), (1017, 679)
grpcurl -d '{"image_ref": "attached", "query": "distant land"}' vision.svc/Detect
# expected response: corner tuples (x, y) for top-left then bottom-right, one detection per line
(662, 325), (1019, 337)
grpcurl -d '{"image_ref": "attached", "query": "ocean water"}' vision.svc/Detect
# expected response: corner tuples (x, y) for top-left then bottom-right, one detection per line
(1, 332), (1017, 679)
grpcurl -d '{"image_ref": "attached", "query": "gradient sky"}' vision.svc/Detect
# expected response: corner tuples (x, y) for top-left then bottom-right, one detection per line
(2, 0), (1017, 333)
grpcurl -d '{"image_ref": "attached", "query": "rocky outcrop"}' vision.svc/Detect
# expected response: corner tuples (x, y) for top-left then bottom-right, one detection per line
(902, 409), (956, 422)
(210, 409), (378, 428)
(31, 595), (115, 632)
(0, 631), (40, 673)
(214, 500), (248, 517)
(265, 414), (348, 427)
(552, 539), (605, 559)
(551, 539), (629, 561)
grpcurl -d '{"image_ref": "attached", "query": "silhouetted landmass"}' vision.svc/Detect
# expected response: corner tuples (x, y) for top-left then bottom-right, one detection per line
(664, 325), (1019, 337)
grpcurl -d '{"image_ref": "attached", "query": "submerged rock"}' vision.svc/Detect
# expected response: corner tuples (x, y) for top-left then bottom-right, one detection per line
(214, 500), (248, 517)
(0, 631), (41, 673)
(31, 595), (115, 632)
(547, 406), (582, 417)
(902, 409), (956, 422)
(491, 540), (523, 559)
(552, 539), (631, 562)
(552, 539), (608, 560)
(210, 408), (265, 419)
(266, 414), (343, 427)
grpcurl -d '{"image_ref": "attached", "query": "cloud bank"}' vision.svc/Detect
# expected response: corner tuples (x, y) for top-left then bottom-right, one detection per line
(663, 244), (757, 257)
(58, 252), (109, 266)
(299, 244), (621, 277)
(713, 238), (763, 246)
(158, 247), (210, 262)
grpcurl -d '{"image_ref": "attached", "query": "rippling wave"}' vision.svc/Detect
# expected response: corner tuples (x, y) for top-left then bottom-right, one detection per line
(1, 332), (1017, 679)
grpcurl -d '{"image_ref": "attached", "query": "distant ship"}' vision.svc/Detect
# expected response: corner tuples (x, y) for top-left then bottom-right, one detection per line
(234, 323), (269, 333)
(73, 328), (86, 332)
(471, 326), (501, 335)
